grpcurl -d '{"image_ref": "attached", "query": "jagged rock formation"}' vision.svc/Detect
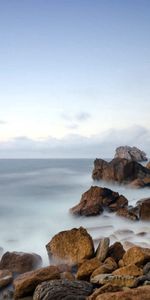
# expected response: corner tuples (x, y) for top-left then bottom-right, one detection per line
(115, 146), (147, 161)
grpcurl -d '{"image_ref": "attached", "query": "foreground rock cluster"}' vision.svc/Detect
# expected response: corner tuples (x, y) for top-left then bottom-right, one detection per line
(0, 227), (150, 299)
(70, 185), (150, 221)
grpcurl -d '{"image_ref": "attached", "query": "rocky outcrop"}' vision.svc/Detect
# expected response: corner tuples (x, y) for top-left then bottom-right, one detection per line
(115, 146), (148, 161)
(92, 158), (150, 187)
(0, 269), (13, 288)
(70, 186), (128, 216)
(0, 251), (42, 274)
(46, 227), (94, 266)
(33, 279), (93, 300)
(13, 266), (60, 298)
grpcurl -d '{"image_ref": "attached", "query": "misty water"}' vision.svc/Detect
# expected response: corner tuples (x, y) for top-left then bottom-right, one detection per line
(0, 159), (150, 264)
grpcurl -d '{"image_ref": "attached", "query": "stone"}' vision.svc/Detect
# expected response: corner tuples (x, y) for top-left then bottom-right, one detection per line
(123, 246), (150, 266)
(93, 285), (150, 300)
(116, 207), (138, 221)
(130, 177), (150, 188)
(0, 251), (42, 274)
(13, 265), (60, 299)
(138, 198), (150, 221)
(134, 274), (150, 287)
(114, 146), (147, 162)
(0, 269), (13, 288)
(46, 227), (94, 266)
(88, 284), (123, 300)
(107, 242), (125, 262)
(143, 262), (150, 275)
(33, 279), (93, 300)
(95, 238), (110, 262)
(91, 264), (113, 278)
(146, 161), (150, 169)
(76, 257), (101, 280)
(60, 271), (75, 280)
(92, 157), (150, 186)
(70, 186), (128, 216)
(104, 257), (118, 271)
(112, 264), (143, 276)
(91, 274), (136, 287)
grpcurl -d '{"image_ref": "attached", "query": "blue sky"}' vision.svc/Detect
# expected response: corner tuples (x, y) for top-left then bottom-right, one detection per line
(0, 0), (150, 157)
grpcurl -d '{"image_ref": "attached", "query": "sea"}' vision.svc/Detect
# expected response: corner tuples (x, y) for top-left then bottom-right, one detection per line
(0, 159), (150, 264)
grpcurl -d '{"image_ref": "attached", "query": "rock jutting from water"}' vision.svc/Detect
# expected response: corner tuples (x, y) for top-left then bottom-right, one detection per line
(0, 227), (150, 299)
(114, 146), (148, 161)
(92, 158), (150, 187)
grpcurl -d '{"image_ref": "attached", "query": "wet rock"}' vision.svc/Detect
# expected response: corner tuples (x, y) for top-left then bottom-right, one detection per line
(143, 262), (150, 275)
(134, 274), (150, 287)
(92, 158), (150, 186)
(0, 252), (42, 274)
(95, 238), (110, 262)
(107, 242), (125, 262)
(123, 246), (150, 266)
(130, 177), (150, 188)
(137, 198), (150, 221)
(91, 274), (136, 287)
(104, 257), (118, 271)
(14, 265), (60, 299)
(33, 279), (93, 300)
(0, 269), (13, 288)
(91, 264), (113, 278)
(114, 146), (147, 162)
(60, 271), (75, 280)
(46, 227), (94, 266)
(76, 257), (101, 280)
(112, 264), (143, 276)
(146, 161), (150, 169)
(116, 207), (138, 221)
(92, 285), (150, 300)
(70, 186), (128, 216)
(88, 284), (122, 300)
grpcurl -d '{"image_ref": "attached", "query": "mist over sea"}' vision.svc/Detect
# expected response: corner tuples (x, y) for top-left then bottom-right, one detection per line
(0, 159), (150, 264)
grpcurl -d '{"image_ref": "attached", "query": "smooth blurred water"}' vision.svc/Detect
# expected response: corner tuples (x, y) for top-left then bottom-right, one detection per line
(0, 159), (150, 264)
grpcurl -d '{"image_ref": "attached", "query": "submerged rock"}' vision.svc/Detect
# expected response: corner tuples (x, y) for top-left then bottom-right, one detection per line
(114, 146), (148, 162)
(70, 186), (128, 216)
(33, 279), (93, 300)
(46, 227), (94, 266)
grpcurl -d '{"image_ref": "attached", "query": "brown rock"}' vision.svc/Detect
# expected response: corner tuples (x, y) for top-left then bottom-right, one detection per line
(116, 207), (138, 221)
(14, 265), (60, 299)
(0, 269), (13, 288)
(88, 284), (123, 300)
(91, 274), (136, 287)
(76, 257), (101, 280)
(0, 251), (42, 274)
(114, 146), (147, 162)
(123, 246), (150, 266)
(112, 264), (143, 276)
(60, 271), (75, 280)
(95, 238), (110, 262)
(104, 257), (118, 271)
(91, 264), (113, 278)
(107, 242), (125, 262)
(33, 279), (93, 300)
(138, 198), (150, 221)
(92, 157), (150, 185)
(70, 186), (128, 216)
(130, 177), (150, 188)
(46, 227), (94, 266)
(93, 285), (150, 300)
(146, 161), (150, 169)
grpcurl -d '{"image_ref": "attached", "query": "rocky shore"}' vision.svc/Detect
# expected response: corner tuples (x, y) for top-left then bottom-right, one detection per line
(0, 227), (150, 299)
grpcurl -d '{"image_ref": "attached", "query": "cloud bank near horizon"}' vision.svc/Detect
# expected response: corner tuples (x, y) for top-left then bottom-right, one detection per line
(0, 125), (150, 158)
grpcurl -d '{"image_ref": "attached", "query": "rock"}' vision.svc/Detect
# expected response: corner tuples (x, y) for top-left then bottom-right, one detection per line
(143, 262), (150, 275)
(60, 271), (75, 280)
(123, 246), (150, 266)
(89, 285), (122, 300)
(91, 264), (113, 278)
(70, 186), (128, 216)
(0, 252), (42, 274)
(137, 198), (150, 221)
(0, 269), (13, 288)
(91, 274), (136, 287)
(116, 207), (138, 221)
(88, 284), (122, 300)
(134, 274), (150, 287)
(92, 285), (150, 300)
(130, 177), (150, 188)
(146, 161), (150, 169)
(112, 264), (143, 276)
(13, 265), (60, 299)
(104, 257), (118, 271)
(46, 227), (94, 266)
(114, 146), (147, 162)
(107, 242), (125, 262)
(33, 279), (93, 300)
(92, 158), (150, 186)
(95, 238), (110, 262)
(76, 257), (101, 280)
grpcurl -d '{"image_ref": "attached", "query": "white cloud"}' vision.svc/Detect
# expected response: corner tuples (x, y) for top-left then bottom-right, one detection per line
(0, 125), (149, 158)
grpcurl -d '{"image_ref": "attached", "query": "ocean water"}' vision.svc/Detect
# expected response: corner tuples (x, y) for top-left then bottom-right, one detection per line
(0, 159), (150, 264)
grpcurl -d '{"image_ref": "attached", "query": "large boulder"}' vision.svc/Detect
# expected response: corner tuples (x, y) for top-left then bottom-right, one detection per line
(70, 186), (128, 216)
(13, 266), (60, 299)
(137, 198), (150, 221)
(114, 146), (147, 161)
(92, 158), (150, 186)
(33, 279), (93, 300)
(122, 246), (150, 266)
(0, 251), (42, 274)
(46, 227), (94, 266)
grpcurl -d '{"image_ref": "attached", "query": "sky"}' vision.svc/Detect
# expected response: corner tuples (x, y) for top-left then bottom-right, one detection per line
(0, 0), (150, 157)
